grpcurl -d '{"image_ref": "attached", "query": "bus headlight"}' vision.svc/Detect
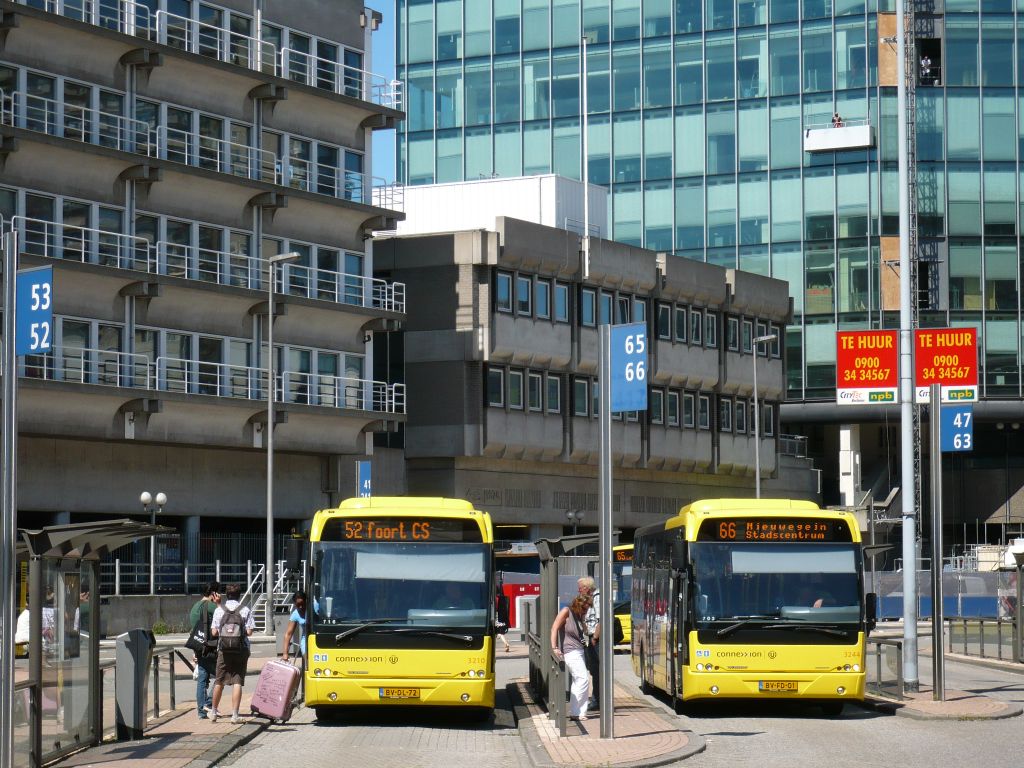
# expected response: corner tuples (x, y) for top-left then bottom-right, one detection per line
(844, 664), (851, 671)
(468, 670), (476, 677)
(852, 664), (860, 672)
(695, 663), (704, 671)
(314, 668), (322, 676)
(477, 670), (485, 677)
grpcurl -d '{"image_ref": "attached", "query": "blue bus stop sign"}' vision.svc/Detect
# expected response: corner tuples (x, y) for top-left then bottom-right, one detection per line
(15, 266), (53, 356)
(940, 405), (973, 452)
(610, 323), (648, 413)
(357, 460), (372, 497)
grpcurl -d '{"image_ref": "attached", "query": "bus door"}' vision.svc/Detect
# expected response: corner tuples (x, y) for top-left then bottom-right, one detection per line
(641, 545), (657, 687)
(669, 540), (688, 699)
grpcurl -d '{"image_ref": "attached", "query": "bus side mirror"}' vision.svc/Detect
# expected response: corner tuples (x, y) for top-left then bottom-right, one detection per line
(865, 592), (877, 632)
(285, 536), (305, 572)
(671, 540), (686, 570)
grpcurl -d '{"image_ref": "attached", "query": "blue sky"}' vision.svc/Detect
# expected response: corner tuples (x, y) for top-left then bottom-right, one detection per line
(368, 0), (398, 183)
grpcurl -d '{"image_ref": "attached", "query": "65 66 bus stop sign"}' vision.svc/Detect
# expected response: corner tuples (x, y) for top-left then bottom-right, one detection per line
(836, 330), (899, 405)
(610, 323), (648, 412)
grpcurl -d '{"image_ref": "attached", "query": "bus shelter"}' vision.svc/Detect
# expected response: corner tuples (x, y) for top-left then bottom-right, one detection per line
(526, 532), (616, 733)
(14, 519), (169, 768)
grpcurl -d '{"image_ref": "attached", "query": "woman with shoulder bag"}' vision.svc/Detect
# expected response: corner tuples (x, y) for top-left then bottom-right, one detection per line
(550, 594), (593, 721)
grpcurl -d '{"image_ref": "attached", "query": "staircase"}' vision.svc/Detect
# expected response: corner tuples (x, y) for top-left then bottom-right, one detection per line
(241, 561), (305, 633)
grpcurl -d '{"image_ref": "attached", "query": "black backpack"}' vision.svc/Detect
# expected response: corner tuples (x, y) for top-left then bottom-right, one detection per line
(218, 607), (246, 654)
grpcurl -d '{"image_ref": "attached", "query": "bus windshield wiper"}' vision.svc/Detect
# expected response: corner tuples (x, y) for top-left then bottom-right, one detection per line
(762, 623), (849, 638)
(376, 628), (475, 643)
(334, 618), (406, 641)
(715, 614), (780, 638)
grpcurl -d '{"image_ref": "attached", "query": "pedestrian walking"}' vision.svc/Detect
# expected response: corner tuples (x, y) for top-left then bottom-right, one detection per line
(550, 594), (593, 721)
(209, 584), (254, 724)
(578, 576), (601, 711)
(187, 581), (221, 719)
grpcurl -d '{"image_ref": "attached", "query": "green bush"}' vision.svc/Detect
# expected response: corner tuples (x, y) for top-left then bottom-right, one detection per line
(151, 620), (170, 635)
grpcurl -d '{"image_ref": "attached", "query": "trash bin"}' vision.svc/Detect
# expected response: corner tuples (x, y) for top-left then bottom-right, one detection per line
(115, 628), (155, 740)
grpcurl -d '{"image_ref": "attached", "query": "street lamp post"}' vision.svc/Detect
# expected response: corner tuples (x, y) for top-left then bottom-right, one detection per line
(752, 333), (778, 499)
(140, 491), (167, 595)
(566, 510), (584, 536)
(266, 251), (299, 636)
(1013, 550), (1024, 663)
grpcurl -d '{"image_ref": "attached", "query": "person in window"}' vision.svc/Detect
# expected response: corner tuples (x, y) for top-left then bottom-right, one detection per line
(831, 112), (843, 128)
(434, 582), (474, 609)
(920, 55), (932, 80)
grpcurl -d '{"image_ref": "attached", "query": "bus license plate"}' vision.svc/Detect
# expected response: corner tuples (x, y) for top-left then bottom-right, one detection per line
(759, 681), (798, 693)
(380, 687), (420, 699)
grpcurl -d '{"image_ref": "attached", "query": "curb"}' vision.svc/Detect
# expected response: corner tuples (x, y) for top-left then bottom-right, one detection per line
(859, 693), (1023, 721)
(507, 682), (706, 768)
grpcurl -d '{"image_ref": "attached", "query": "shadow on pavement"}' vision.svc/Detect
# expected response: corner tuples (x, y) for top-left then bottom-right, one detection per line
(307, 688), (518, 731)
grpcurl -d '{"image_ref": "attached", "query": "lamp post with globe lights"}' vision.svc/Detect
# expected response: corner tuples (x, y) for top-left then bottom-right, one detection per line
(141, 491), (167, 594)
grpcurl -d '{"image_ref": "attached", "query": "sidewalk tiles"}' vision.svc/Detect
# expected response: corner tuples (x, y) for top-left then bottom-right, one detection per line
(508, 680), (706, 768)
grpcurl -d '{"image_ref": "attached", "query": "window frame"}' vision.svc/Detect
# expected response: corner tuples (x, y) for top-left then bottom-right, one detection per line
(508, 368), (525, 409)
(554, 282), (570, 322)
(682, 392), (695, 428)
(704, 311), (718, 348)
(657, 302), (672, 339)
(727, 316), (740, 351)
(546, 373), (562, 413)
(698, 394), (711, 430)
(689, 307), (703, 345)
(719, 396), (733, 432)
(764, 402), (775, 436)
(573, 376), (590, 416)
(735, 398), (747, 433)
(742, 319), (753, 353)
(667, 390), (680, 426)
(528, 371), (543, 411)
(581, 287), (597, 326)
(535, 278), (552, 319)
(516, 275), (533, 316)
(674, 305), (687, 342)
(496, 271), (513, 313)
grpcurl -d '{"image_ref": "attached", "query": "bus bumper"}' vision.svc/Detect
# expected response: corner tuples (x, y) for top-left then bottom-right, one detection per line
(305, 676), (495, 709)
(681, 669), (865, 701)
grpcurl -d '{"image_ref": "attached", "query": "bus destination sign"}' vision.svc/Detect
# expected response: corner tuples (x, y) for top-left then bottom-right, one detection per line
(323, 517), (484, 543)
(697, 518), (854, 543)
(614, 549), (632, 562)
(914, 328), (978, 404)
(835, 330), (899, 406)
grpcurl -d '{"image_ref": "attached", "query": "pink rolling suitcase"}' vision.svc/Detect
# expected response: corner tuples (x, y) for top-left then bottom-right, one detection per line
(250, 659), (301, 723)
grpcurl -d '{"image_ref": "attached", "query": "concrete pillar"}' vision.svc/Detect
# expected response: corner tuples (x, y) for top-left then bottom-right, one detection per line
(53, 510), (71, 526)
(183, 515), (201, 569)
(839, 423), (862, 507)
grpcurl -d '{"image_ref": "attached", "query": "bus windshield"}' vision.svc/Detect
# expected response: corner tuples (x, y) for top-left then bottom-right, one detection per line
(311, 541), (490, 632)
(690, 542), (861, 625)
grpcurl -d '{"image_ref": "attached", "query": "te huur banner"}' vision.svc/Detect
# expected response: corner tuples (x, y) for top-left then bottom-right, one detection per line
(836, 330), (899, 405)
(914, 327), (978, 404)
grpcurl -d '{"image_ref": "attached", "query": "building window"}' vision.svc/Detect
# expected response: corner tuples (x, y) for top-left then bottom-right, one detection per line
(690, 308), (703, 345)
(573, 377), (590, 416)
(651, 389), (664, 424)
(496, 272), (512, 313)
(528, 372), (543, 410)
(516, 275), (532, 315)
(764, 403), (775, 436)
(547, 374), (561, 413)
(770, 325), (781, 357)
(735, 399), (746, 433)
(675, 306), (687, 342)
(536, 279), (551, 319)
(555, 283), (570, 322)
(756, 321), (768, 355)
(727, 316), (739, 350)
(599, 291), (613, 325)
(616, 295), (631, 323)
(683, 392), (695, 427)
(592, 381), (600, 419)
(719, 396), (732, 432)
(487, 366), (504, 406)
(508, 369), (524, 408)
(581, 288), (596, 326)
(633, 297), (646, 322)
(698, 394), (711, 429)
(667, 390), (680, 426)
(742, 319), (753, 353)
(704, 311), (718, 348)
(657, 303), (672, 339)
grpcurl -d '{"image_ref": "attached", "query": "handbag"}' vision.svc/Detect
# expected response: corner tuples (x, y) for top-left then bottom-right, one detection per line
(185, 602), (216, 656)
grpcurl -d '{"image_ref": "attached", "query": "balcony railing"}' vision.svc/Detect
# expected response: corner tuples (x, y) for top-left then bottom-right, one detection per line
(279, 48), (402, 109)
(0, 89), (153, 155)
(154, 10), (274, 72)
(155, 124), (275, 182)
(22, 345), (152, 389)
(9, 217), (408, 313)
(18, 345), (405, 414)
(13, 2), (402, 110)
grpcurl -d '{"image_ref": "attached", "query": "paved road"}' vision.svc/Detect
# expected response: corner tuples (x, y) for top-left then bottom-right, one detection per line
(220, 652), (1024, 768)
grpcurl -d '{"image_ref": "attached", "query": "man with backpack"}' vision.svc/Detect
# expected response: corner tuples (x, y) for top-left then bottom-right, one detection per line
(188, 581), (221, 719)
(209, 583), (255, 723)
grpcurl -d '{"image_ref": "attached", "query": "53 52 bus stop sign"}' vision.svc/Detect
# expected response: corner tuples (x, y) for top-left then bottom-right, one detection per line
(836, 330), (899, 405)
(914, 328), (978, 404)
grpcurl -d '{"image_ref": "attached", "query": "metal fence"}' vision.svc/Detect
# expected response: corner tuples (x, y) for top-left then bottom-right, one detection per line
(867, 570), (1014, 619)
(946, 617), (1018, 662)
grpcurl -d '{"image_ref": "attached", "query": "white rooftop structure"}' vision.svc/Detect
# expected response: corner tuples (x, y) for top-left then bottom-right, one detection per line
(389, 175), (610, 237)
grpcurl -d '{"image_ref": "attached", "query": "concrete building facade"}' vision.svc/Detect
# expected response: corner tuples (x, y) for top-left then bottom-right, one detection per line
(0, 0), (406, 544)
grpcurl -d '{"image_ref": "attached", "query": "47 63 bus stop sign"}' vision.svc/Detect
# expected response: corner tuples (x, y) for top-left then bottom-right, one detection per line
(914, 327), (978, 404)
(836, 330), (899, 405)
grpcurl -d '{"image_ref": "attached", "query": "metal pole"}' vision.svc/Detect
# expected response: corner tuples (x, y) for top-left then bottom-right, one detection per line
(1, 230), (18, 768)
(597, 325), (613, 739)
(580, 35), (590, 281)
(266, 262), (275, 635)
(149, 505), (155, 595)
(869, 499), (876, 589)
(929, 383), (944, 700)
(753, 347), (760, 499)
(896, 0), (919, 691)
(1015, 561), (1023, 664)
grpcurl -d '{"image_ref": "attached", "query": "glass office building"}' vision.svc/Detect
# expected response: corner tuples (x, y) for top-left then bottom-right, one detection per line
(395, 0), (1024, 533)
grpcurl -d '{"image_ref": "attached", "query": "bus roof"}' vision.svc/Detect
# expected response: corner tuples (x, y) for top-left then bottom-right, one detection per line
(613, 543), (634, 551)
(634, 498), (860, 540)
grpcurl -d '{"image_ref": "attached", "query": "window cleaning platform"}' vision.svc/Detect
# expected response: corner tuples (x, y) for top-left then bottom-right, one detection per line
(803, 119), (876, 152)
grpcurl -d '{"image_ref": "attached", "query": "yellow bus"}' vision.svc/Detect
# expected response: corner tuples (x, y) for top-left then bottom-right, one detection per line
(304, 497), (496, 720)
(612, 543), (633, 646)
(631, 499), (875, 715)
